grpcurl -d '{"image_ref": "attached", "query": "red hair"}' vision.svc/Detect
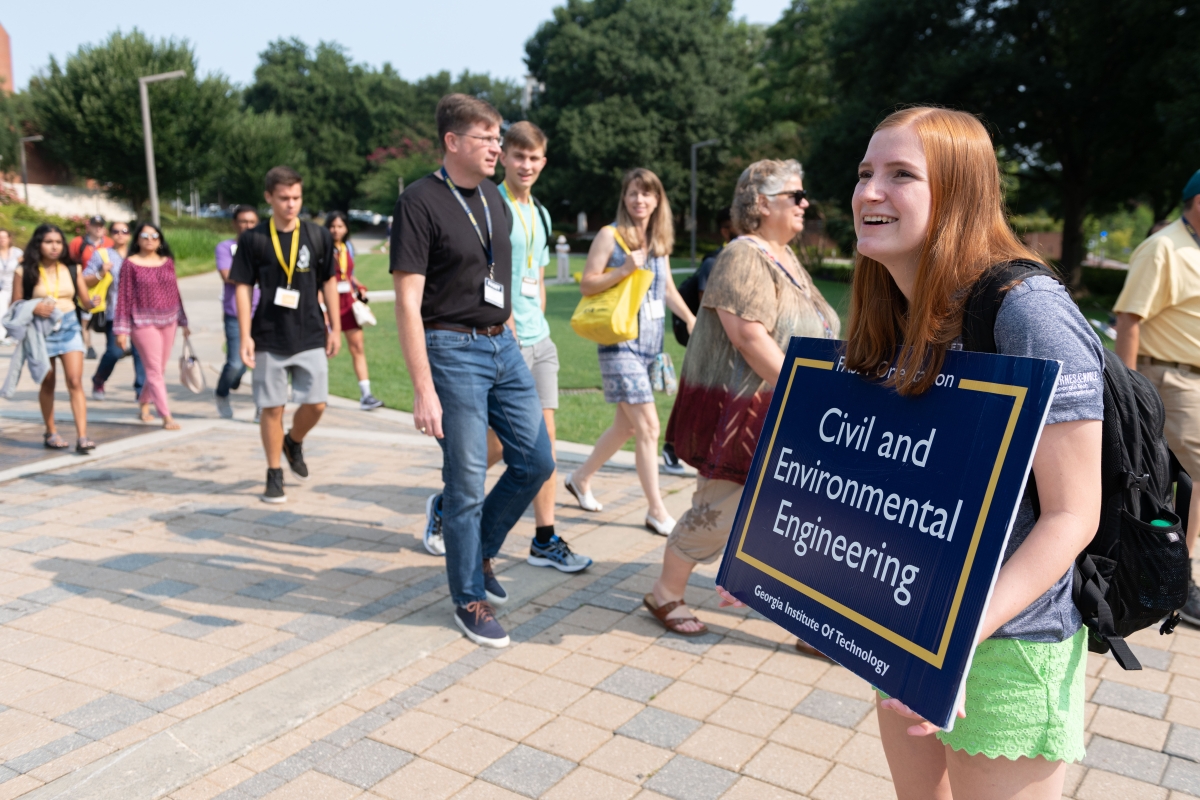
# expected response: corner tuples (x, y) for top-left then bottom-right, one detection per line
(844, 107), (1044, 395)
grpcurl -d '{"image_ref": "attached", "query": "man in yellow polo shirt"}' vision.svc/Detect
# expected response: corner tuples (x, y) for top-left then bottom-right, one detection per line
(1115, 168), (1200, 626)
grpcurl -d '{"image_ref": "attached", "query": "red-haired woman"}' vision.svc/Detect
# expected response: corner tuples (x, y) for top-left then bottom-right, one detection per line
(721, 107), (1104, 799)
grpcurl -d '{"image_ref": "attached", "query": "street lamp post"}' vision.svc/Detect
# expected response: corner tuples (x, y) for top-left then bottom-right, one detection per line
(18, 135), (44, 205)
(690, 138), (720, 270)
(139, 70), (186, 226)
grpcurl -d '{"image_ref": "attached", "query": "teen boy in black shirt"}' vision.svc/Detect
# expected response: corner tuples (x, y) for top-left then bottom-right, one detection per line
(392, 94), (555, 648)
(230, 166), (340, 503)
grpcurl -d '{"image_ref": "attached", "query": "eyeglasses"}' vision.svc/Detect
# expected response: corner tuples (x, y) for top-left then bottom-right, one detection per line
(111, 228), (129, 235)
(455, 132), (503, 147)
(139, 232), (160, 241)
(766, 190), (808, 205)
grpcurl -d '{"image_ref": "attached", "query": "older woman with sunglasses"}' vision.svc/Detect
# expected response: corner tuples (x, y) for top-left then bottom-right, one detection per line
(646, 159), (839, 637)
(113, 222), (188, 428)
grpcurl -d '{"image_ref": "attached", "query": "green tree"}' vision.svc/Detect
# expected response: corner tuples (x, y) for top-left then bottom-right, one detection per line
(27, 30), (235, 212)
(210, 109), (306, 207)
(525, 0), (759, 229)
(357, 137), (441, 214)
(780, 0), (1200, 284)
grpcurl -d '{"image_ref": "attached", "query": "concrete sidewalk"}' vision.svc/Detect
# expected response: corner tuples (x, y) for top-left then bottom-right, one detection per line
(0, 271), (1192, 799)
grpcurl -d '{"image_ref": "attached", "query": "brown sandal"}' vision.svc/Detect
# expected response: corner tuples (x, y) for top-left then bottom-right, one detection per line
(643, 593), (708, 637)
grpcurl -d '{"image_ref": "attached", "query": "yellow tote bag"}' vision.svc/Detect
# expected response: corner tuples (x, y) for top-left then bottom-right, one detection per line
(570, 227), (655, 345)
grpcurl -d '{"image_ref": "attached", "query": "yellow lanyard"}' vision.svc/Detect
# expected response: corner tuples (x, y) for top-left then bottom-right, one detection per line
(269, 217), (300, 288)
(38, 263), (61, 302)
(336, 243), (349, 281)
(505, 182), (535, 272)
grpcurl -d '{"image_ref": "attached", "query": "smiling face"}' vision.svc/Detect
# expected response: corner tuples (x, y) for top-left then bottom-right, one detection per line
(623, 180), (659, 224)
(852, 125), (933, 277)
(500, 145), (546, 194)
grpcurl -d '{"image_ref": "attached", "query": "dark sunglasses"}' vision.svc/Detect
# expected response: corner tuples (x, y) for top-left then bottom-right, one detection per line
(111, 227), (130, 235)
(138, 232), (160, 240)
(766, 189), (808, 205)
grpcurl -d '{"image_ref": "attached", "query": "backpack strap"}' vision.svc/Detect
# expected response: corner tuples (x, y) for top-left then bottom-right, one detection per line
(531, 196), (552, 248)
(960, 260), (1059, 354)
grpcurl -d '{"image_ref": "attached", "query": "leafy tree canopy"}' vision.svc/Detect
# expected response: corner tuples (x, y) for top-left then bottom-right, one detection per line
(526, 0), (759, 226)
(27, 30), (235, 211)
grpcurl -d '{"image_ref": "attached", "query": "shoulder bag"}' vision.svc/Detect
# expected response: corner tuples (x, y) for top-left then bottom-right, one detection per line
(570, 226), (655, 345)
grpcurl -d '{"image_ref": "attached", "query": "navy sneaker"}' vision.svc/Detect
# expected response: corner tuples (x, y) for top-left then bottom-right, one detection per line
(483, 558), (507, 605)
(424, 493), (445, 556)
(662, 443), (686, 476)
(454, 601), (509, 648)
(528, 535), (592, 573)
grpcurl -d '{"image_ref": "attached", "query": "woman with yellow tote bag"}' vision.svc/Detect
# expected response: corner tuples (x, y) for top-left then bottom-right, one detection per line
(569, 228), (654, 344)
(564, 168), (696, 535)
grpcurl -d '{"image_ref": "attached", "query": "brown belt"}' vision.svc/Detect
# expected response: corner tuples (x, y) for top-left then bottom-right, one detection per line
(425, 322), (507, 337)
(1138, 355), (1200, 374)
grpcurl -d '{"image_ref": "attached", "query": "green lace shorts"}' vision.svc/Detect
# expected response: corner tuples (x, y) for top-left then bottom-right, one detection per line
(936, 628), (1087, 762)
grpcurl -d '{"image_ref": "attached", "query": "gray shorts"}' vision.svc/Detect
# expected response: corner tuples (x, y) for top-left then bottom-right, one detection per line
(521, 336), (559, 410)
(252, 347), (329, 408)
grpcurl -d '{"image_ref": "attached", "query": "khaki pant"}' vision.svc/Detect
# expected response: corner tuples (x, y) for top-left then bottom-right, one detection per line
(666, 477), (744, 564)
(1140, 361), (1200, 481)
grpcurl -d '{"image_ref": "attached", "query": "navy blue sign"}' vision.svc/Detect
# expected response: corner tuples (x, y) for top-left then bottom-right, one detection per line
(716, 337), (1061, 729)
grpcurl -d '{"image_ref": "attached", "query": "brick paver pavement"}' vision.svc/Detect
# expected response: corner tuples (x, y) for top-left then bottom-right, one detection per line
(0, 273), (1195, 798)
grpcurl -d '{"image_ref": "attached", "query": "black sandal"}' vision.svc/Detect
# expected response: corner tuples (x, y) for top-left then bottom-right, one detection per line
(75, 437), (95, 454)
(43, 432), (69, 449)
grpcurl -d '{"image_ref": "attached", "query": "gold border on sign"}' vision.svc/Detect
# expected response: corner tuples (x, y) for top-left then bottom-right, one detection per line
(733, 358), (1026, 669)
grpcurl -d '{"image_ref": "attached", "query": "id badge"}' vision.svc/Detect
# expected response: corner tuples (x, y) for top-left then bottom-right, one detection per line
(337, 281), (352, 294)
(648, 298), (666, 319)
(274, 286), (301, 309)
(520, 277), (539, 298)
(484, 278), (505, 308)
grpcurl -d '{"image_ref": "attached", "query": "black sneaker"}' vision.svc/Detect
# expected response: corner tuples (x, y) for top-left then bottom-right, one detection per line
(261, 468), (286, 504)
(1181, 579), (1200, 627)
(454, 601), (509, 648)
(85, 346), (97, 360)
(483, 558), (508, 605)
(662, 443), (686, 476)
(360, 394), (384, 411)
(282, 432), (308, 481)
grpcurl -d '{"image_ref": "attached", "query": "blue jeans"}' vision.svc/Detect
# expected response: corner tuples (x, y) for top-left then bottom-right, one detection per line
(92, 322), (145, 394)
(216, 314), (246, 397)
(427, 328), (556, 606)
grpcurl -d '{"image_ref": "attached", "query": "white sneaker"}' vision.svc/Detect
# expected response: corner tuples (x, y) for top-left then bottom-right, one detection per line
(565, 473), (602, 512)
(645, 514), (677, 536)
(424, 493), (446, 556)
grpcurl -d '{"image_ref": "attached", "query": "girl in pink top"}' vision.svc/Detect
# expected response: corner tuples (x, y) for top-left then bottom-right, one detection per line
(113, 222), (188, 428)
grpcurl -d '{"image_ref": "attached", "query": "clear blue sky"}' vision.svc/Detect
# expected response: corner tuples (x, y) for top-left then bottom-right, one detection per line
(3, 1), (791, 91)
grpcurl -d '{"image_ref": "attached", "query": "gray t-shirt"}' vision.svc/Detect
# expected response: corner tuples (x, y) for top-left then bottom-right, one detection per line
(983, 275), (1105, 642)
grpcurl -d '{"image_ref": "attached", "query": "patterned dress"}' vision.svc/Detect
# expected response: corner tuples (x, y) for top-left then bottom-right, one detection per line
(596, 236), (669, 405)
(666, 238), (839, 484)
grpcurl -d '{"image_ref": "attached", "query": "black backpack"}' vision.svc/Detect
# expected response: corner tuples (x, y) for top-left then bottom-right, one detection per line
(961, 260), (1192, 670)
(672, 272), (701, 346)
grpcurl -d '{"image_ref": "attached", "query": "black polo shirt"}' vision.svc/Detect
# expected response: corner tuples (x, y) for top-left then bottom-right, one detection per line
(389, 173), (513, 328)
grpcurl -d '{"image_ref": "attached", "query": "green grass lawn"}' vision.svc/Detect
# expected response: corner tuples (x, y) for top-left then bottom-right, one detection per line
(328, 253), (852, 447)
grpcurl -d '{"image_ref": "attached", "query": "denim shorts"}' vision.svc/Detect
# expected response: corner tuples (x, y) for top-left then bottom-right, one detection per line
(45, 312), (84, 358)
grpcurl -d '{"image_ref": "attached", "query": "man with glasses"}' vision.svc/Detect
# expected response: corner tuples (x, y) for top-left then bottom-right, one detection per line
(85, 221), (145, 401)
(391, 94), (555, 648)
(214, 205), (261, 419)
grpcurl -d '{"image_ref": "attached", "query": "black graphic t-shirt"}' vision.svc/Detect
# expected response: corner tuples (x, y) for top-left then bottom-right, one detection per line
(229, 219), (334, 356)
